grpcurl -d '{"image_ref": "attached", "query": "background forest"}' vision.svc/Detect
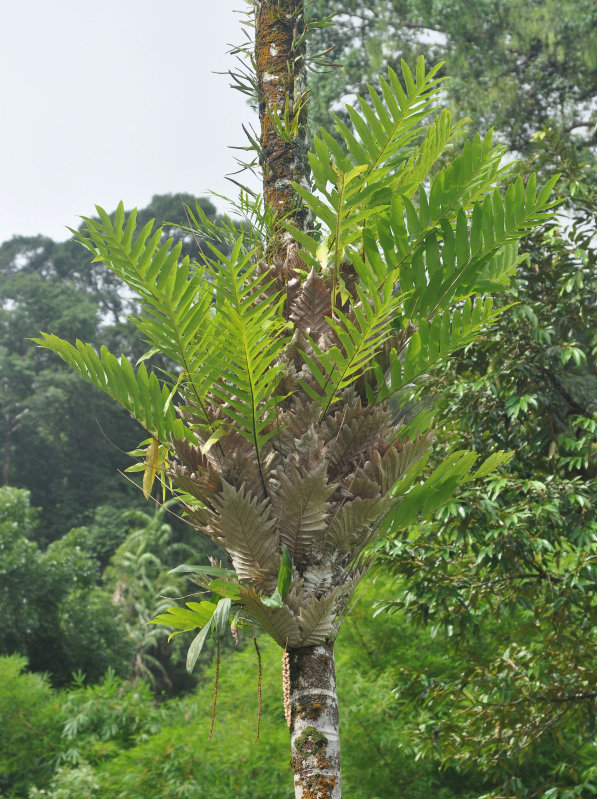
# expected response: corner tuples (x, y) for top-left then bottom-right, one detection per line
(1, 1), (595, 797)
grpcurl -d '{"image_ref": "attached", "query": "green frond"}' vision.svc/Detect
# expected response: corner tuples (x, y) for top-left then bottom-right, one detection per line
(204, 239), (292, 476)
(73, 203), (218, 427)
(299, 285), (404, 416)
(319, 57), (443, 180)
(376, 173), (558, 319)
(150, 600), (216, 637)
(376, 297), (504, 402)
(420, 128), (512, 221)
(32, 334), (188, 444)
(395, 108), (468, 197)
(380, 449), (513, 533)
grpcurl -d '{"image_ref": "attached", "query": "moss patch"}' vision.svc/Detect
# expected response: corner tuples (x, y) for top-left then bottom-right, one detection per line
(294, 725), (328, 758)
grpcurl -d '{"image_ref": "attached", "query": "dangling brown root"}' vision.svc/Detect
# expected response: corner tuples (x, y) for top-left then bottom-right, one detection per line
(283, 649), (291, 728)
(254, 637), (263, 743)
(208, 640), (221, 741)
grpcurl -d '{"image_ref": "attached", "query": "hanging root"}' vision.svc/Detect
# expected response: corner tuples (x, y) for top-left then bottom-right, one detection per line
(283, 649), (291, 728)
(209, 640), (221, 741)
(254, 637), (263, 743)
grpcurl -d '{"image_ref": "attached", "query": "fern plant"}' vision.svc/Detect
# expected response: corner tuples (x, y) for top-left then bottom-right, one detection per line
(35, 45), (556, 798)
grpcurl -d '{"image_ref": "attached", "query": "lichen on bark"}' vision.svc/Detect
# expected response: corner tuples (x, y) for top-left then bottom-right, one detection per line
(288, 644), (342, 799)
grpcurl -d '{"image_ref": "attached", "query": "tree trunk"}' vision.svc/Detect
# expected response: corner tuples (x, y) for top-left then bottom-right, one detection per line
(255, 0), (309, 261)
(255, 3), (342, 795)
(288, 644), (342, 798)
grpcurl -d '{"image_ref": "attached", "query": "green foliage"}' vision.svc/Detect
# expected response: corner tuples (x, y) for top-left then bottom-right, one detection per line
(299, 8), (597, 791)
(374, 161), (597, 796)
(56, 670), (166, 767)
(23, 579), (589, 799)
(0, 240), (141, 540)
(0, 655), (61, 798)
(0, 194), (219, 539)
(50, 588), (134, 686)
(0, 487), (41, 656)
(205, 238), (291, 460)
(102, 502), (201, 694)
(0, 487), (133, 685)
(62, 640), (293, 799)
(28, 765), (101, 799)
(309, 0), (597, 162)
(1, 4), (592, 796)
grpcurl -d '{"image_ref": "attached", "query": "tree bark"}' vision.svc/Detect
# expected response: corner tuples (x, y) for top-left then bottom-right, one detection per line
(255, 4), (342, 795)
(288, 644), (342, 799)
(255, 0), (309, 261)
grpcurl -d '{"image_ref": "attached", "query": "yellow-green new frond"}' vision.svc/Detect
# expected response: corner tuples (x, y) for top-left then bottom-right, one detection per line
(376, 173), (558, 318)
(334, 57), (444, 176)
(299, 286), (403, 417)
(290, 58), (446, 273)
(73, 203), (217, 425)
(204, 239), (292, 463)
(375, 297), (503, 403)
(32, 334), (189, 444)
(379, 449), (513, 532)
(305, 57), (443, 197)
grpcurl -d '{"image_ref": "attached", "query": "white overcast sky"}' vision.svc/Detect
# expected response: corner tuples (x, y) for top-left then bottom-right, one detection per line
(0, 0), (259, 244)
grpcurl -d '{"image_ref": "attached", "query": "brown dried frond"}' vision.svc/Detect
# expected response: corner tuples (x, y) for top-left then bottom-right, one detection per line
(168, 462), (222, 505)
(180, 502), (210, 529)
(325, 496), (387, 554)
(171, 437), (210, 472)
(209, 481), (279, 591)
(273, 396), (323, 469)
(279, 325), (309, 373)
(296, 590), (339, 645)
(289, 267), (332, 337)
(361, 433), (433, 494)
(281, 241), (304, 283)
(285, 275), (301, 318)
(205, 429), (269, 497)
(302, 565), (334, 598)
(238, 585), (303, 647)
(271, 465), (335, 567)
(342, 475), (382, 500)
(322, 399), (392, 480)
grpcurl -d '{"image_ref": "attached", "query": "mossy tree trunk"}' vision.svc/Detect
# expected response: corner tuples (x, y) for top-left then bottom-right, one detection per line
(255, 0), (309, 263)
(288, 644), (342, 798)
(255, 3), (343, 796)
